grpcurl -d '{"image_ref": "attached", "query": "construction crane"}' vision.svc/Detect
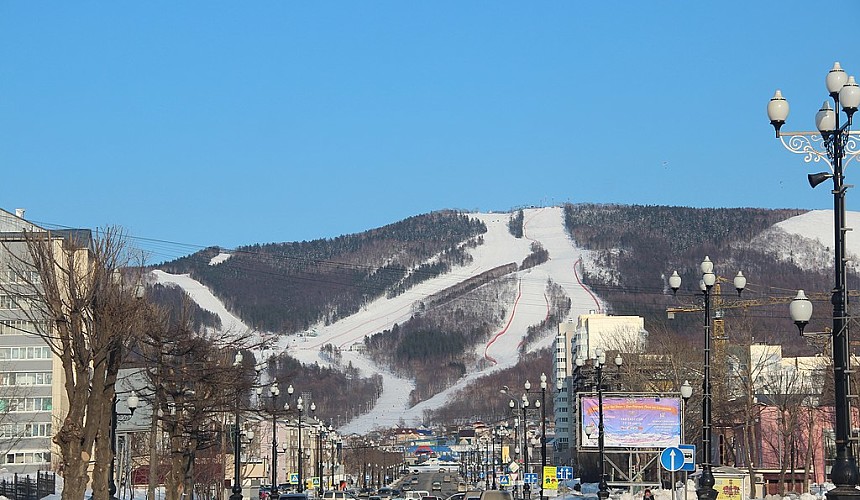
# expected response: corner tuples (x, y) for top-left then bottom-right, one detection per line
(667, 283), (860, 339)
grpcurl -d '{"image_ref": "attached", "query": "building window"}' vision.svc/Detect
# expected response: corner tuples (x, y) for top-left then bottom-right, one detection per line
(0, 372), (52, 386)
(0, 397), (52, 413)
(0, 423), (51, 438)
(3, 451), (50, 464)
(0, 320), (40, 335)
(0, 346), (52, 360)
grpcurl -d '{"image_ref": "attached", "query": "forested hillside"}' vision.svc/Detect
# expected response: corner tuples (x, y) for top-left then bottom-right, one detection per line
(153, 203), (842, 426)
(563, 203), (831, 354)
(157, 211), (486, 334)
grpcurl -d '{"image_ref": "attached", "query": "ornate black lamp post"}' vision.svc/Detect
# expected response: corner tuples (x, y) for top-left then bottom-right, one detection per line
(328, 425), (337, 491)
(110, 391), (139, 500)
(270, 382), (280, 490)
(230, 352), (245, 500)
(297, 394), (306, 492)
(577, 349), (620, 500)
(770, 61), (860, 500)
(669, 258), (745, 500)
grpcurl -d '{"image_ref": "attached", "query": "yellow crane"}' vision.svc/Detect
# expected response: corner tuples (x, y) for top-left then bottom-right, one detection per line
(666, 283), (860, 338)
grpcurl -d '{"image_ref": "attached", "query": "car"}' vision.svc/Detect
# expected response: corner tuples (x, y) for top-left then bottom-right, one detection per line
(279, 494), (309, 500)
(446, 494), (466, 500)
(377, 488), (399, 500)
(457, 483), (467, 493)
(322, 492), (352, 500)
(411, 477), (419, 484)
(442, 475), (452, 483)
(401, 485), (412, 492)
(431, 482), (442, 491)
(478, 492), (513, 500)
(462, 491), (482, 500)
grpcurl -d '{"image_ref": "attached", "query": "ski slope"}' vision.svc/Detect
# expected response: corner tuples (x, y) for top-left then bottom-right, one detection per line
(151, 207), (858, 435)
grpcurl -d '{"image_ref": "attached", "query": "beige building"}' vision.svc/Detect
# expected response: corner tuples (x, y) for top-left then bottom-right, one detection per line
(554, 313), (647, 463)
(0, 208), (80, 474)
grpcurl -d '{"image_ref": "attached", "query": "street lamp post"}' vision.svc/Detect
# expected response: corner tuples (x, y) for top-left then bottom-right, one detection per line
(669, 258), (745, 500)
(491, 428), (498, 490)
(270, 382), (280, 490)
(680, 380), (693, 500)
(329, 425), (336, 491)
(231, 352), (245, 500)
(538, 375), (548, 500)
(770, 61), (860, 500)
(510, 395), (532, 499)
(297, 395), (305, 492)
(110, 391), (139, 500)
(576, 349), (619, 500)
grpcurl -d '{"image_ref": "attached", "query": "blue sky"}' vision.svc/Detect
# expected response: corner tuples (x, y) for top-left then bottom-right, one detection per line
(1, 2), (858, 262)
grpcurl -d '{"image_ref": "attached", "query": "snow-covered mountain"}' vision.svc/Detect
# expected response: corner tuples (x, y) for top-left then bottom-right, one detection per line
(152, 207), (860, 434)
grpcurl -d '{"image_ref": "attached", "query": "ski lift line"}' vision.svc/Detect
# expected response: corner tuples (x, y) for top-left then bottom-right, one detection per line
(517, 292), (551, 351)
(483, 279), (524, 365)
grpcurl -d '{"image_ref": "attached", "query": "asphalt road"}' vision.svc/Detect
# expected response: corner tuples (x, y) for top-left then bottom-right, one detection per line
(393, 471), (464, 499)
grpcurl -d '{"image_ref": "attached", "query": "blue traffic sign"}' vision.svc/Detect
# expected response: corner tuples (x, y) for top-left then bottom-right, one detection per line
(499, 475), (510, 486)
(524, 473), (539, 485)
(679, 444), (696, 472)
(660, 446), (684, 472)
(556, 467), (574, 480)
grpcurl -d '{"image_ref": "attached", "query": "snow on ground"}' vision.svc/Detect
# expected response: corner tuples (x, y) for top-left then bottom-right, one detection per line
(209, 252), (232, 265)
(151, 270), (251, 335)
(155, 208), (860, 434)
(152, 207), (612, 433)
(773, 209), (860, 265)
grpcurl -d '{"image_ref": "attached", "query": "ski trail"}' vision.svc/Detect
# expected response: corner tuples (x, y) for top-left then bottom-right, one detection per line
(483, 279), (523, 365)
(574, 256), (602, 313)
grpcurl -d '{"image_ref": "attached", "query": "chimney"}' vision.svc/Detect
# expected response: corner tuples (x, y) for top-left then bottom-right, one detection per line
(14, 209), (25, 219)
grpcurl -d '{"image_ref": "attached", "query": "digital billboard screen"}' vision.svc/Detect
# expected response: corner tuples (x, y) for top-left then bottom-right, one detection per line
(579, 394), (682, 449)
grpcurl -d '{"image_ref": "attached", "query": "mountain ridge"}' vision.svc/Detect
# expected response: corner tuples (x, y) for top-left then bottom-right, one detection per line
(152, 203), (854, 432)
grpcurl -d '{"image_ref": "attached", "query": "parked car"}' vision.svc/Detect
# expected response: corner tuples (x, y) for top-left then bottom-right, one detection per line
(431, 482), (442, 491)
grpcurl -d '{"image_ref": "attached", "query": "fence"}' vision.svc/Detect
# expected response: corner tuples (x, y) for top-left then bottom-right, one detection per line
(0, 471), (56, 500)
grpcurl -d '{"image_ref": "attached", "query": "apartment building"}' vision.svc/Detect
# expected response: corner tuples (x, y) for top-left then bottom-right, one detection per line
(553, 313), (647, 464)
(0, 209), (81, 474)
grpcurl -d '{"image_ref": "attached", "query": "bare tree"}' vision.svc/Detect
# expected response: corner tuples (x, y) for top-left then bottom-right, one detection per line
(1, 227), (148, 500)
(136, 299), (252, 500)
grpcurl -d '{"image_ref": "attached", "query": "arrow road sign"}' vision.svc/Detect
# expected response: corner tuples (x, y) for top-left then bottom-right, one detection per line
(660, 446), (684, 472)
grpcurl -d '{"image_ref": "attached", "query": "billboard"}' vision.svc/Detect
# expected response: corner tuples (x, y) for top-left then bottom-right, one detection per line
(579, 394), (681, 449)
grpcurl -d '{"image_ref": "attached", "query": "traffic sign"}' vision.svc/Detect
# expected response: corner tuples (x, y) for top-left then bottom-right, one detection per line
(524, 473), (539, 484)
(679, 444), (696, 472)
(556, 466), (574, 480)
(543, 467), (559, 490)
(660, 446), (684, 472)
(499, 475), (511, 486)
(289, 473), (299, 484)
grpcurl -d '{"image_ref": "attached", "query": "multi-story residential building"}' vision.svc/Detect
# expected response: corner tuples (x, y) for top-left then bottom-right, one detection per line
(553, 313), (647, 464)
(0, 208), (82, 474)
